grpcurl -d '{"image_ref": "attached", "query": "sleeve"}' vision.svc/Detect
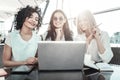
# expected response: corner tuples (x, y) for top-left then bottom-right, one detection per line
(40, 31), (50, 41)
(5, 33), (12, 47)
(98, 31), (113, 63)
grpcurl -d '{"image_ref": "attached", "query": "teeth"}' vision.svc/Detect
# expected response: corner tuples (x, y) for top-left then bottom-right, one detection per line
(30, 23), (35, 26)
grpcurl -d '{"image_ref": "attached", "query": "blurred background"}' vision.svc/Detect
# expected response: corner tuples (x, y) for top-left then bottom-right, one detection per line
(0, 0), (120, 44)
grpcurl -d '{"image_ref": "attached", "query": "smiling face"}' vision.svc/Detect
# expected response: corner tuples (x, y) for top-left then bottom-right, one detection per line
(78, 16), (90, 32)
(23, 12), (39, 30)
(77, 10), (97, 34)
(52, 12), (66, 29)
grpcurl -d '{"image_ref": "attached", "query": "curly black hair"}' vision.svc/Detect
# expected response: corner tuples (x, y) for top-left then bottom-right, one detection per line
(14, 5), (41, 30)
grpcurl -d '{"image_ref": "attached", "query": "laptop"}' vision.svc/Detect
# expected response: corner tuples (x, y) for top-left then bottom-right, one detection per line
(38, 41), (86, 71)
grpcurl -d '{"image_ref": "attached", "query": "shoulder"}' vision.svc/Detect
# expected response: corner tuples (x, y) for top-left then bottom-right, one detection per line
(74, 34), (86, 41)
(32, 31), (41, 41)
(100, 31), (110, 41)
(9, 30), (19, 37)
(100, 31), (109, 37)
(5, 31), (19, 47)
(6, 30), (19, 39)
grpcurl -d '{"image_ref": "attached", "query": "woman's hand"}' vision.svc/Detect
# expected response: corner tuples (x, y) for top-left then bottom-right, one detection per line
(86, 33), (93, 44)
(86, 27), (100, 44)
(92, 27), (100, 39)
(55, 28), (63, 40)
(25, 57), (38, 65)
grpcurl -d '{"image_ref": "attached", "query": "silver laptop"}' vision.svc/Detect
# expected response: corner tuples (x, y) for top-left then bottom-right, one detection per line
(38, 41), (86, 71)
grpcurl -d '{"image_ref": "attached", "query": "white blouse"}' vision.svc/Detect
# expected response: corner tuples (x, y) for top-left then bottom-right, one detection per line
(74, 31), (113, 63)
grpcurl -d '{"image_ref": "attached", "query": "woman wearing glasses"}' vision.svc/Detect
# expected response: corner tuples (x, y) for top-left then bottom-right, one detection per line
(43, 10), (73, 41)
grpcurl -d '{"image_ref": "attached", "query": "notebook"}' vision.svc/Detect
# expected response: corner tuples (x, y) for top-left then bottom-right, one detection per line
(84, 54), (113, 72)
(38, 41), (86, 71)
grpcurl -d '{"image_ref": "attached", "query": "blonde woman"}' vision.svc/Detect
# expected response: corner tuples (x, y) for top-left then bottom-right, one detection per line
(74, 10), (113, 63)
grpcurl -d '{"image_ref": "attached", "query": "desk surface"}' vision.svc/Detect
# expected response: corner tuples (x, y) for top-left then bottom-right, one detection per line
(2, 65), (120, 80)
(38, 65), (120, 80)
(84, 65), (120, 80)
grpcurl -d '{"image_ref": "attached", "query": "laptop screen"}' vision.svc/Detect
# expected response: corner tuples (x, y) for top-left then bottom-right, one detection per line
(38, 41), (86, 71)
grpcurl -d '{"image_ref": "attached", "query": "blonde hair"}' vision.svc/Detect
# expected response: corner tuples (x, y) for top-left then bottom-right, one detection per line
(76, 10), (97, 34)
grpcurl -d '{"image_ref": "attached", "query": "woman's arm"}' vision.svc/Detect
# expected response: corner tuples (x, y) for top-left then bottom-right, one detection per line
(2, 44), (26, 67)
(2, 44), (37, 67)
(94, 34), (105, 54)
(92, 27), (105, 54)
(96, 32), (113, 63)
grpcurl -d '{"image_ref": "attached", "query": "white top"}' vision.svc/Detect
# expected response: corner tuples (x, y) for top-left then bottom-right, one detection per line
(5, 30), (40, 71)
(74, 31), (113, 63)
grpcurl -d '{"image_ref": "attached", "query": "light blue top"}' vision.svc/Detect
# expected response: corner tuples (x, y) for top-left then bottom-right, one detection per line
(5, 30), (40, 71)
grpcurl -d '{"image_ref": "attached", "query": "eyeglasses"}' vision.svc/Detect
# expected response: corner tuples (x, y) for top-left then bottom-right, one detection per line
(53, 17), (64, 21)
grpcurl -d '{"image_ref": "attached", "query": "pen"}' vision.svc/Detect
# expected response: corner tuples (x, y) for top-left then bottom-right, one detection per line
(96, 23), (102, 27)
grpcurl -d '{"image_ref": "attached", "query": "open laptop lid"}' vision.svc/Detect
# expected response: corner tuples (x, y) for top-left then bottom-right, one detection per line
(38, 41), (86, 71)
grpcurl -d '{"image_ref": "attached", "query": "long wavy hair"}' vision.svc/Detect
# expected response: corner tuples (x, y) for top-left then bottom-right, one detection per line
(45, 10), (73, 41)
